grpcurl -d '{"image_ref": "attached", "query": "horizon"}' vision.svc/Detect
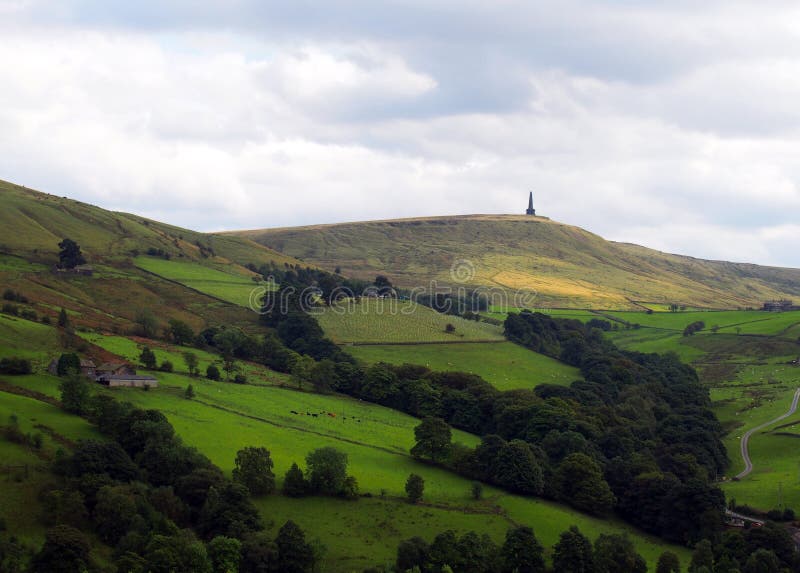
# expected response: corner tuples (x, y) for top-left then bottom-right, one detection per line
(2, 2), (800, 267)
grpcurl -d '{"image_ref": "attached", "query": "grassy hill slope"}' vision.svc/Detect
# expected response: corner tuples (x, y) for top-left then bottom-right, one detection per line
(232, 214), (800, 309)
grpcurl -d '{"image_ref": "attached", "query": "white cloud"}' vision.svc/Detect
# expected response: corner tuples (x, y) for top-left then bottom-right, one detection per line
(0, 4), (800, 267)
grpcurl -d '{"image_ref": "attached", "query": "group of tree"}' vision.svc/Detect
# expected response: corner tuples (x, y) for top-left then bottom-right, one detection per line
(57, 238), (86, 269)
(7, 392), (321, 572)
(0, 356), (32, 375)
(683, 321), (706, 337)
(388, 524), (655, 573)
(280, 447), (359, 500)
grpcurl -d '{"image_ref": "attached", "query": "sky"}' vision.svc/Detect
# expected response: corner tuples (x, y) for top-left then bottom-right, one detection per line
(2, 1), (800, 267)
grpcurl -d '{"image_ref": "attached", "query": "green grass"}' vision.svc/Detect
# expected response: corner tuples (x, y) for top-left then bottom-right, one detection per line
(95, 370), (688, 570)
(0, 391), (102, 443)
(134, 256), (262, 307)
(348, 341), (581, 390)
(0, 313), (60, 361)
(318, 299), (504, 344)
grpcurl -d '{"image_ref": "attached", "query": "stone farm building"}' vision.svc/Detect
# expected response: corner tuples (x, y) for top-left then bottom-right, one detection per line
(48, 358), (157, 388)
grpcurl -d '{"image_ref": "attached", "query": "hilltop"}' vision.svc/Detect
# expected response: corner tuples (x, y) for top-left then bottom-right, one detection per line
(231, 214), (800, 309)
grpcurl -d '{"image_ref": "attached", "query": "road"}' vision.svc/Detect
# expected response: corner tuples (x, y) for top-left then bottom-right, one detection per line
(735, 387), (800, 480)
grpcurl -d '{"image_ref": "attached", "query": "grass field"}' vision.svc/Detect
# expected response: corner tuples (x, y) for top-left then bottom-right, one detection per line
(348, 341), (581, 390)
(0, 355), (689, 571)
(134, 256), (262, 308)
(318, 299), (504, 343)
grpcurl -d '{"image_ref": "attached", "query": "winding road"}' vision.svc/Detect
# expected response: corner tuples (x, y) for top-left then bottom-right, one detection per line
(735, 387), (800, 480)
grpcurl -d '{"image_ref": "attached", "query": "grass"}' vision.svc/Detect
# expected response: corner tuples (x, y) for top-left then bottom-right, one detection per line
(95, 370), (688, 570)
(317, 299), (504, 344)
(233, 213), (800, 309)
(348, 341), (581, 390)
(134, 256), (263, 308)
(0, 313), (60, 362)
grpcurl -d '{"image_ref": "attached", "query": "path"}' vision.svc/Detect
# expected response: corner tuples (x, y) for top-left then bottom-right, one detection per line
(736, 387), (800, 480)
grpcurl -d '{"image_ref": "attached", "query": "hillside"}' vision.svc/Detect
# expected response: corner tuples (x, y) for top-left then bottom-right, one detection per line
(0, 180), (308, 332)
(232, 214), (800, 309)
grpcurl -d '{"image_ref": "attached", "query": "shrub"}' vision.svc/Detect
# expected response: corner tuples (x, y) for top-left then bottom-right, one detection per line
(2, 303), (19, 316)
(206, 365), (221, 381)
(159, 360), (174, 373)
(234, 374), (247, 384)
(0, 357), (32, 375)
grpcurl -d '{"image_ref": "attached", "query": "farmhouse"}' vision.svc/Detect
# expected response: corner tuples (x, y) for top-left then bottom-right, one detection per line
(47, 357), (96, 378)
(763, 299), (795, 312)
(96, 373), (158, 388)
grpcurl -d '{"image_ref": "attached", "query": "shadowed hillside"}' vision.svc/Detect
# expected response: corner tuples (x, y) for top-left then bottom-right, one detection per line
(232, 214), (800, 309)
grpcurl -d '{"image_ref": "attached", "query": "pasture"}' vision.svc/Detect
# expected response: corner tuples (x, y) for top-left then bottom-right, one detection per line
(95, 368), (688, 570)
(317, 299), (504, 343)
(134, 256), (262, 308)
(348, 341), (581, 390)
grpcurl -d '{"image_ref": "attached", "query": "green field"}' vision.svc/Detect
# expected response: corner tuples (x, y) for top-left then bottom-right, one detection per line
(0, 367), (689, 571)
(135, 256), (262, 308)
(318, 299), (504, 343)
(348, 341), (580, 390)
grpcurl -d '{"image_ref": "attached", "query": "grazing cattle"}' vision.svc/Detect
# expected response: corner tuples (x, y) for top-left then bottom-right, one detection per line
(311, 413), (318, 418)
(290, 410), (299, 415)
(306, 412), (311, 416)
(328, 412), (336, 418)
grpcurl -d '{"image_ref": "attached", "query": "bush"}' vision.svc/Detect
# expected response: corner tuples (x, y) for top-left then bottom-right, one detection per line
(206, 365), (221, 381)
(20, 309), (37, 321)
(471, 481), (483, 500)
(0, 357), (32, 375)
(2, 303), (19, 316)
(234, 374), (247, 384)
(159, 360), (174, 373)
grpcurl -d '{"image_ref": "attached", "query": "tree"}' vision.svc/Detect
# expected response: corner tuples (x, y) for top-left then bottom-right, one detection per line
(185, 384), (195, 399)
(291, 355), (315, 390)
(283, 463), (308, 497)
(276, 520), (315, 573)
(594, 534), (647, 573)
(57, 307), (69, 328)
(140, 346), (157, 369)
(306, 447), (348, 495)
(552, 526), (594, 573)
(31, 525), (91, 573)
(656, 551), (681, 573)
(57, 238), (86, 269)
(59, 369), (90, 415)
(689, 539), (714, 573)
(405, 473), (425, 504)
(208, 536), (241, 573)
(240, 533), (280, 573)
(169, 319), (195, 346)
(206, 364), (221, 381)
(93, 485), (137, 545)
(397, 537), (430, 573)
(183, 351), (199, 377)
(743, 549), (780, 573)
(471, 481), (483, 500)
(500, 526), (545, 573)
(310, 359), (337, 393)
(222, 354), (239, 381)
(555, 453), (615, 515)
(56, 352), (80, 376)
(160, 360), (174, 372)
(135, 309), (160, 339)
(410, 417), (452, 462)
(144, 530), (212, 573)
(232, 447), (276, 496)
(494, 440), (544, 495)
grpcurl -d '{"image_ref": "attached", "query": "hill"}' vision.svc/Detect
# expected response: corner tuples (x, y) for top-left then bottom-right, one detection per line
(0, 180), (308, 333)
(232, 214), (800, 309)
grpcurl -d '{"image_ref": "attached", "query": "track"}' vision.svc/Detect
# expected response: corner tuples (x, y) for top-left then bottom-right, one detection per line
(735, 387), (800, 480)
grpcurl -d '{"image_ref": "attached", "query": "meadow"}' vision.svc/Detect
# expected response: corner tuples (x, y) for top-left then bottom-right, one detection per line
(134, 256), (263, 308)
(317, 299), (504, 343)
(0, 315), (690, 570)
(348, 341), (581, 390)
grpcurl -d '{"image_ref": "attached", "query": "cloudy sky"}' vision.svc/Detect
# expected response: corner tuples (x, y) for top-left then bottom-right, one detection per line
(2, 1), (800, 266)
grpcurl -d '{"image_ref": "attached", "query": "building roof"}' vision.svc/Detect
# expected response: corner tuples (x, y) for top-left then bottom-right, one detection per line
(96, 362), (130, 371)
(98, 374), (157, 381)
(80, 359), (96, 368)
